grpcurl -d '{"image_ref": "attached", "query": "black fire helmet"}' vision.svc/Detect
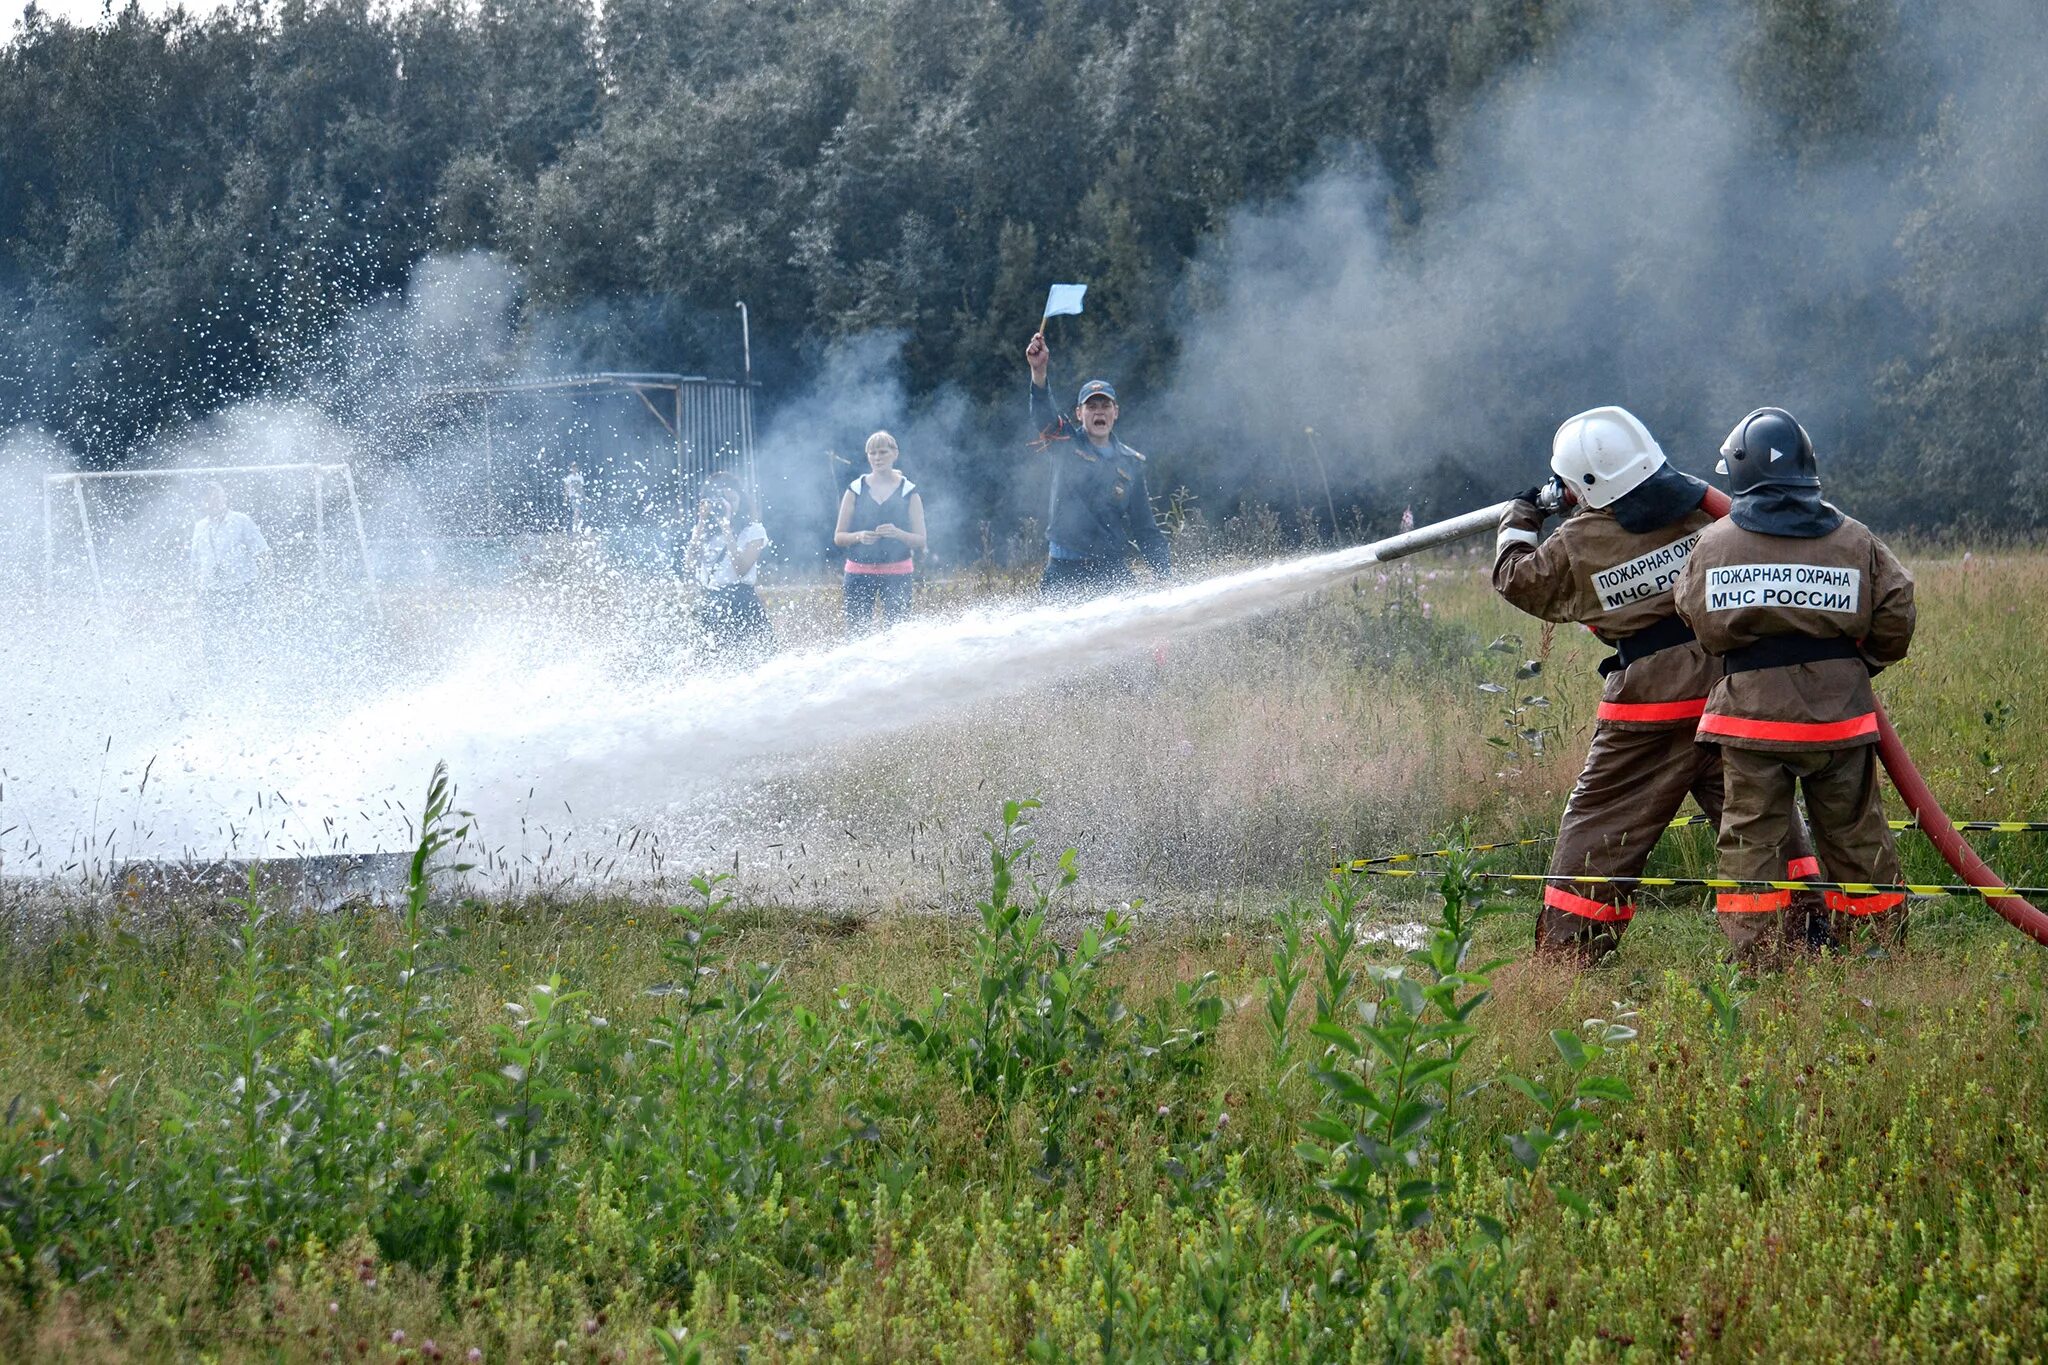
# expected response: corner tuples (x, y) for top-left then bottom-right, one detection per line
(1717, 407), (1819, 494)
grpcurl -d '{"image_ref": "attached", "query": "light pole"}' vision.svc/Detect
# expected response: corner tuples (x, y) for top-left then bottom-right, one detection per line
(735, 301), (755, 492)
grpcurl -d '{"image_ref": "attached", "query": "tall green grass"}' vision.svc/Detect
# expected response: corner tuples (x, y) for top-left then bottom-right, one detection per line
(5, 785), (2048, 1360)
(4, 549), (2047, 1360)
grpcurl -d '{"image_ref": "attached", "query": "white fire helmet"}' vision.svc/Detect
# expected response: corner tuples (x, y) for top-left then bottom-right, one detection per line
(1549, 406), (1667, 509)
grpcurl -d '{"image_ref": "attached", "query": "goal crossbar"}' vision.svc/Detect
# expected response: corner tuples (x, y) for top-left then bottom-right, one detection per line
(44, 461), (355, 485)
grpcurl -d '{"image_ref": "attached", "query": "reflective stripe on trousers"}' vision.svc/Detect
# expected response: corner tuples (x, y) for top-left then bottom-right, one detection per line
(1716, 856), (1822, 914)
(1825, 890), (1907, 915)
(1544, 884), (1634, 923)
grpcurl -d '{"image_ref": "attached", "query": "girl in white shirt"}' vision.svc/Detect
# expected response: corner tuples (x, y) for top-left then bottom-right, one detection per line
(688, 473), (773, 658)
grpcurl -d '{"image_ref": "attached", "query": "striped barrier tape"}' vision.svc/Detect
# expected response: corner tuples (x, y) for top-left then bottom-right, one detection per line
(1341, 814), (2048, 873)
(1666, 813), (2048, 835)
(1342, 865), (2048, 901)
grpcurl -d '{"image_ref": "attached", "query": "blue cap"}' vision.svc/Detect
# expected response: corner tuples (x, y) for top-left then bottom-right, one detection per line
(1077, 379), (1117, 405)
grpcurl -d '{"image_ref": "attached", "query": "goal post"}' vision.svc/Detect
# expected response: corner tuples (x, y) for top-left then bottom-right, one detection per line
(41, 462), (382, 620)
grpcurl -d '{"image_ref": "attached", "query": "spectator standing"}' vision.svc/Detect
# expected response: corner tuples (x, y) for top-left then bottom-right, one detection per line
(687, 471), (773, 660)
(189, 481), (269, 666)
(1022, 331), (1171, 597)
(834, 430), (926, 631)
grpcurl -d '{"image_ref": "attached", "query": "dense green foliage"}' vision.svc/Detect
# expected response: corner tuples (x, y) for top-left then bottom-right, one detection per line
(4, 0), (2046, 532)
(9, 791), (2048, 1360)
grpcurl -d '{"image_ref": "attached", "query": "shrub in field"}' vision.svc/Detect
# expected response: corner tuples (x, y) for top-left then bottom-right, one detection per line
(477, 975), (588, 1257)
(636, 877), (846, 1284)
(1293, 867), (1497, 1257)
(1288, 857), (1637, 1355)
(194, 878), (300, 1281)
(893, 799), (1123, 1106)
(891, 797), (1224, 1169)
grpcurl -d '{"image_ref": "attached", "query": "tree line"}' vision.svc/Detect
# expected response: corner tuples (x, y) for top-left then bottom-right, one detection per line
(2, 0), (2044, 534)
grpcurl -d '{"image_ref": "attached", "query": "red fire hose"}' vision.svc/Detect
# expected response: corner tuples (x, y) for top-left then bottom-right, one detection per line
(1696, 485), (2048, 945)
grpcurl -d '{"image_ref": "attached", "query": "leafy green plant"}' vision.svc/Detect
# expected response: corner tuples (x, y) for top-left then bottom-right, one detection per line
(1126, 970), (1223, 1083)
(652, 1324), (706, 1365)
(1479, 632), (1558, 773)
(1697, 963), (1751, 1041)
(1280, 855), (1638, 1355)
(1309, 873), (1361, 1025)
(1500, 1012), (1639, 1215)
(895, 799), (1127, 1113)
(1264, 900), (1310, 1076)
(1291, 864), (1496, 1270)
(1182, 1195), (1250, 1361)
(478, 976), (587, 1255)
(196, 872), (296, 1277)
(369, 762), (471, 1268)
(634, 870), (852, 1296)
(297, 917), (382, 1208)
(384, 762), (470, 1144)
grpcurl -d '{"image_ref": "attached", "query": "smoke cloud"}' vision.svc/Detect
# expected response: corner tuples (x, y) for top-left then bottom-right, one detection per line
(1156, 0), (2047, 525)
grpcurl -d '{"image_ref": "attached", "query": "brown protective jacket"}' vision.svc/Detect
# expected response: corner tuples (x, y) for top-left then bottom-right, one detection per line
(1672, 515), (1915, 751)
(1493, 500), (1715, 730)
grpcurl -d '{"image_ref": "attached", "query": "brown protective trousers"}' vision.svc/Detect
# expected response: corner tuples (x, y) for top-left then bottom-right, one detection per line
(1716, 744), (1906, 954)
(1536, 725), (1826, 963)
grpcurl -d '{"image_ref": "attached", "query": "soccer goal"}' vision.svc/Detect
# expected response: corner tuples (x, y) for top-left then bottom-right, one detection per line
(41, 462), (382, 619)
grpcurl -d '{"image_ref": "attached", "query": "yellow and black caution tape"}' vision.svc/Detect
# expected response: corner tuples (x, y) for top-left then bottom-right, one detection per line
(1341, 813), (2048, 875)
(1343, 865), (2048, 902)
(1667, 813), (2048, 835)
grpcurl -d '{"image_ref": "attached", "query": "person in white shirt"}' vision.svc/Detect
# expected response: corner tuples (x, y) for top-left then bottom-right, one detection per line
(191, 482), (269, 590)
(189, 482), (271, 667)
(686, 471), (773, 659)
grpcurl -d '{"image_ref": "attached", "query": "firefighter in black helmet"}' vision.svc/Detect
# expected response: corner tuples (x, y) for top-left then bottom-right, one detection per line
(1676, 408), (1918, 954)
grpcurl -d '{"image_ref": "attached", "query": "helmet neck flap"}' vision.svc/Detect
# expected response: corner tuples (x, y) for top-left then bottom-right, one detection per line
(1610, 463), (1709, 534)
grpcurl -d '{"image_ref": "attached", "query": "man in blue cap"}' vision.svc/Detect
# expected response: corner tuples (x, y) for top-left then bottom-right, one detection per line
(1024, 330), (1172, 598)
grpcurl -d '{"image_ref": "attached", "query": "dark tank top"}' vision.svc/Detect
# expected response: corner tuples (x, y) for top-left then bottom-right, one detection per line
(845, 474), (917, 566)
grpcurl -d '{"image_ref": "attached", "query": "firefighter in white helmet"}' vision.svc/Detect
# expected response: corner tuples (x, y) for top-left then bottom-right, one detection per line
(1495, 406), (1823, 965)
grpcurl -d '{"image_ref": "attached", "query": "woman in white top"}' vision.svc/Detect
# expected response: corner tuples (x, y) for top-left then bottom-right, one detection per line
(832, 430), (927, 632)
(687, 471), (773, 659)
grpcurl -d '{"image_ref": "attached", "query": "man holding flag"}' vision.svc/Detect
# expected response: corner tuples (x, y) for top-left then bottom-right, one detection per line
(1022, 285), (1171, 598)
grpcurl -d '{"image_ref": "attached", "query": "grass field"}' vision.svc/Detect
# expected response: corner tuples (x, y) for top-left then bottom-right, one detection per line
(4, 547), (2048, 1362)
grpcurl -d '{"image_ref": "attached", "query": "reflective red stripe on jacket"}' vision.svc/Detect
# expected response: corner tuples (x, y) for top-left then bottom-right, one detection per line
(1695, 712), (1879, 745)
(1596, 698), (1708, 724)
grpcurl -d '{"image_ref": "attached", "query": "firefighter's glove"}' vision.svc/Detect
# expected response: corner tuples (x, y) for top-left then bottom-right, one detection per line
(1515, 477), (1568, 519)
(1512, 486), (1557, 522)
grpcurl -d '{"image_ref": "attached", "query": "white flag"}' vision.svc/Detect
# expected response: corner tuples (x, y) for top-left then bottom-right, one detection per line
(1042, 283), (1088, 319)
